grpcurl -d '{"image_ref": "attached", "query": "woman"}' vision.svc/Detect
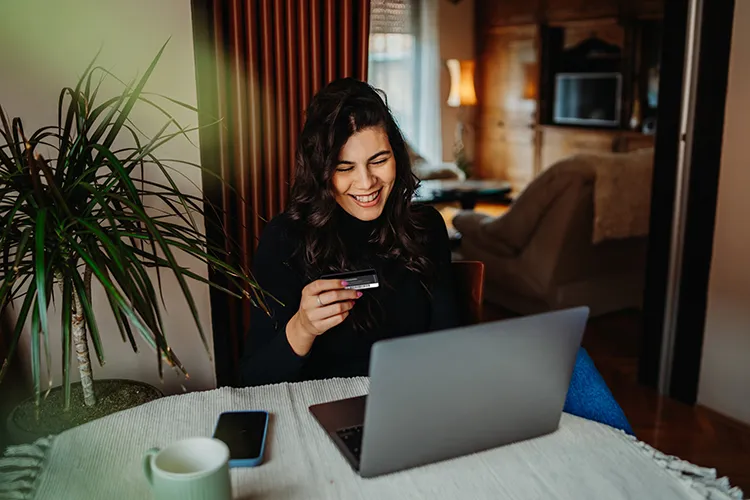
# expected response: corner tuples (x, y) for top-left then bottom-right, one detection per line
(240, 78), (459, 386)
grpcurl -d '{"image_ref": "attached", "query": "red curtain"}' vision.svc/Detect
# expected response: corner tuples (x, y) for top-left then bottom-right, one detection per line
(191, 0), (371, 386)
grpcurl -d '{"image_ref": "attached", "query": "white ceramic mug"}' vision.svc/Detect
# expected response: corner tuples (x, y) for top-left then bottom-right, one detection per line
(142, 437), (232, 500)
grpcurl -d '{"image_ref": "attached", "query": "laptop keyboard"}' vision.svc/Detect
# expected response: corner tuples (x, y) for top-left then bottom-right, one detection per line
(335, 425), (364, 461)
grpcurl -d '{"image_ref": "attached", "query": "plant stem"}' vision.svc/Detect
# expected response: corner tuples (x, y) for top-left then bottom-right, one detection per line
(72, 266), (96, 406)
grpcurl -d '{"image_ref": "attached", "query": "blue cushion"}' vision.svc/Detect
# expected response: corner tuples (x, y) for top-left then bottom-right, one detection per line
(563, 348), (634, 435)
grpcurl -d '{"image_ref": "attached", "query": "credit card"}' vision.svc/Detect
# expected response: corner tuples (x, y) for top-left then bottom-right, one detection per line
(320, 268), (379, 290)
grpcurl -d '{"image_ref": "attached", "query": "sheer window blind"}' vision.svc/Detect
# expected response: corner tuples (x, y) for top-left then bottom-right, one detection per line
(370, 0), (415, 35)
(368, 0), (419, 151)
(368, 0), (441, 164)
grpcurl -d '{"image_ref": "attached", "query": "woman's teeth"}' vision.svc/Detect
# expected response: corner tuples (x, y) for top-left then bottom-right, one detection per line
(353, 191), (379, 203)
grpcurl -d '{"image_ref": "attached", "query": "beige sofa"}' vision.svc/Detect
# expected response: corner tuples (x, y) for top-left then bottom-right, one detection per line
(413, 162), (466, 181)
(452, 150), (653, 317)
(407, 142), (466, 181)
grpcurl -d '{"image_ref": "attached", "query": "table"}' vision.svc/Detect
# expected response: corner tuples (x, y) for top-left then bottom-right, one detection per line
(0, 377), (743, 500)
(413, 179), (512, 210)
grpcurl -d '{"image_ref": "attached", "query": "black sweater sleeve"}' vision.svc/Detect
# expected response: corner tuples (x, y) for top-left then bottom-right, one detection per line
(423, 207), (461, 331)
(240, 216), (308, 386)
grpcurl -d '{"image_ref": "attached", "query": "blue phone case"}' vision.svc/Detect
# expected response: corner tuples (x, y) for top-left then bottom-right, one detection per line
(212, 410), (269, 468)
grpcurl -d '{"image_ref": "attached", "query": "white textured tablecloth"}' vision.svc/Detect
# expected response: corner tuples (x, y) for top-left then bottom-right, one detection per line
(2, 377), (745, 500)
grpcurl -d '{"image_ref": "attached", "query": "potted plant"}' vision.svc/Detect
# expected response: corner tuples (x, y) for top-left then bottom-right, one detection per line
(0, 43), (269, 443)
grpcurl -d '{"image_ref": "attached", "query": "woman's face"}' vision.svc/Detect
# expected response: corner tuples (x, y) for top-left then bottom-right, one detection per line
(332, 127), (397, 221)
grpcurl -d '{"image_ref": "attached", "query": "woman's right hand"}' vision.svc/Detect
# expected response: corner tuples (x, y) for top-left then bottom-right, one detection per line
(286, 279), (362, 356)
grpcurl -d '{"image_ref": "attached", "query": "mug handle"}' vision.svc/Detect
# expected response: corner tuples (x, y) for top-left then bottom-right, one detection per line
(142, 447), (160, 486)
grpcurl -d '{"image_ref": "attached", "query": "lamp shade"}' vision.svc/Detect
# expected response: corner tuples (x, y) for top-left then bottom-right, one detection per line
(447, 59), (477, 107)
(523, 63), (538, 100)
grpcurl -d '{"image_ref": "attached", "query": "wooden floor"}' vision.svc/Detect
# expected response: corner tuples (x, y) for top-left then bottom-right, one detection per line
(436, 202), (510, 232)
(484, 304), (750, 494)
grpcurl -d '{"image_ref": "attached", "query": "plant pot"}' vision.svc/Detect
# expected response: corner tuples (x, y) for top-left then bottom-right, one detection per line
(5, 379), (163, 445)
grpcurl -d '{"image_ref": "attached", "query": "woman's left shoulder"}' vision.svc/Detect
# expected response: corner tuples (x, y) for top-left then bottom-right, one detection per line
(411, 204), (447, 234)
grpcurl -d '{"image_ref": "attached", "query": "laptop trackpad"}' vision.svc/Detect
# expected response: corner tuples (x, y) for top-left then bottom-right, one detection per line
(309, 395), (367, 432)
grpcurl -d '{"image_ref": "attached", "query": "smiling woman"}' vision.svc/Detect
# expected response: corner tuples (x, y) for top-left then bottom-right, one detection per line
(240, 78), (459, 386)
(333, 129), (397, 220)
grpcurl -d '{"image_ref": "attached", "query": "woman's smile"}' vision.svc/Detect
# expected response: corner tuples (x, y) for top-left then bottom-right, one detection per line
(349, 188), (382, 207)
(333, 127), (396, 221)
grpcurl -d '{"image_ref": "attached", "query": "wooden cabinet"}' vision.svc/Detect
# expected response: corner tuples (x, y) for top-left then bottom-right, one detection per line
(627, 0), (664, 18)
(474, 0), (661, 192)
(539, 126), (655, 171)
(476, 25), (539, 193)
(476, 0), (664, 29)
(614, 132), (656, 153)
(479, 0), (541, 28)
(545, 0), (620, 22)
(477, 122), (656, 190)
(540, 127), (616, 170)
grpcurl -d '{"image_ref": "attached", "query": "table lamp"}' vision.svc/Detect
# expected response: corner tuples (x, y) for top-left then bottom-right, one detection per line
(447, 59), (477, 178)
(523, 62), (538, 101)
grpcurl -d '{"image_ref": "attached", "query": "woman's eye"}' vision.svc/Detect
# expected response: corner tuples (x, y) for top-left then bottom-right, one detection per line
(336, 166), (354, 172)
(371, 158), (389, 166)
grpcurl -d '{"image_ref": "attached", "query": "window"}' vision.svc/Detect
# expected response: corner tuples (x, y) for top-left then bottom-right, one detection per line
(368, 1), (419, 145)
(368, 0), (441, 164)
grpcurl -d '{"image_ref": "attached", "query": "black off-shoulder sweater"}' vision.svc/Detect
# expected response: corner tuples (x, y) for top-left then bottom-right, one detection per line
(239, 205), (459, 386)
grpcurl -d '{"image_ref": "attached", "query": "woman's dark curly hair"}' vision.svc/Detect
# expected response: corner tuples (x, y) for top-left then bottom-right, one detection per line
(286, 78), (435, 327)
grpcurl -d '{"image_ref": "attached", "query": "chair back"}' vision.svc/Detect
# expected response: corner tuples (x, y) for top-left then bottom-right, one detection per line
(451, 261), (485, 325)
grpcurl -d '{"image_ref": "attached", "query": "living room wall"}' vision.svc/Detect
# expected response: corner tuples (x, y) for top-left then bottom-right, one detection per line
(0, 0), (215, 394)
(698, 0), (750, 425)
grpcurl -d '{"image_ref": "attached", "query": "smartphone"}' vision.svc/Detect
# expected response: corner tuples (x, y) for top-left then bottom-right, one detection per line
(212, 410), (269, 468)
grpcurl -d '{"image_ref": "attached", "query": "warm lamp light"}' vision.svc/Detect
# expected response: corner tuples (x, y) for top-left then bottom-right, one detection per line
(523, 63), (538, 100)
(446, 59), (477, 178)
(447, 59), (477, 107)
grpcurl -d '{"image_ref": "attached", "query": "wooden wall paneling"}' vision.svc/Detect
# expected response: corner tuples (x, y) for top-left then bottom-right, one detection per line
(477, 29), (512, 179)
(614, 132), (655, 152)
(539, 126), (616, 169)
(474, 0), (664, 186)
(545, 0), (620, 22)
(477, 25), (539, 192)
(475, 0), (665, 32)
(482, 0), (541, 28)
(545, 0), (590, 23)
(630, 0), (665, 19)
(583, 0), (621, 19)
(560, 18), (624, 49)
(539, 126), (655, 170)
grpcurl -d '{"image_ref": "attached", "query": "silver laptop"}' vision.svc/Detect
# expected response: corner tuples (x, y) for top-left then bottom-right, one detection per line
(309, 306), (589, 478)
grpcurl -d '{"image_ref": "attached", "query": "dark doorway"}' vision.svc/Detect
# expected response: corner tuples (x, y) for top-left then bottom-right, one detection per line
(640, 0), (735, 403)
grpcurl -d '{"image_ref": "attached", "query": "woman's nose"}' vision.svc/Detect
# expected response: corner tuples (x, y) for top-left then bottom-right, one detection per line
(355, 166), (376, 189)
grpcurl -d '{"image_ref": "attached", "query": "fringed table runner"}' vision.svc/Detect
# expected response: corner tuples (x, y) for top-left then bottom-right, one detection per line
(1, 377), (745, 500)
